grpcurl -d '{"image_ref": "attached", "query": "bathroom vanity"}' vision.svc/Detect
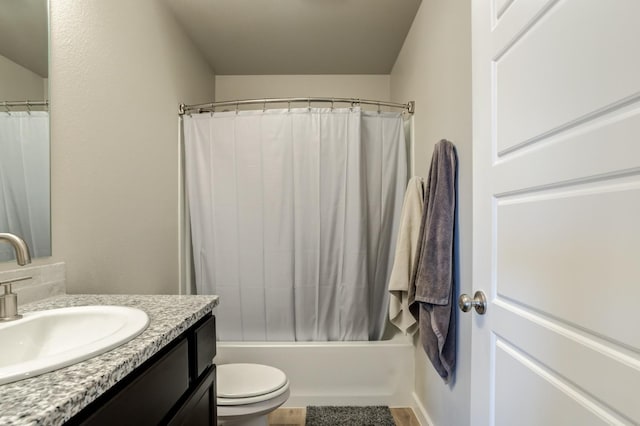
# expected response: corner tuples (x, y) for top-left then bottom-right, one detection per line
(0, 294), (219, 426)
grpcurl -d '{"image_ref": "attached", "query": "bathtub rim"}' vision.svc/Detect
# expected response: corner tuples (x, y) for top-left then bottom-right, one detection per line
(216, 332), (413, 348)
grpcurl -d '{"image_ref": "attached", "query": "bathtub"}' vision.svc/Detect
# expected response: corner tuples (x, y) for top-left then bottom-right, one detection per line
(214, 333), (415, 407)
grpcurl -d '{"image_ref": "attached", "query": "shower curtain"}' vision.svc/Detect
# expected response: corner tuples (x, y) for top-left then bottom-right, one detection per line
(0, 111), (50, 261)
(184, 108), (407, 341)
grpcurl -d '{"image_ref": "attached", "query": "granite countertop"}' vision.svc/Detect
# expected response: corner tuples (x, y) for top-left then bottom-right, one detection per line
(0, 294), (219, 426)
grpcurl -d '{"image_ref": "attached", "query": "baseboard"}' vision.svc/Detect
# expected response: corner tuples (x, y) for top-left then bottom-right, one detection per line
(411, 392), (434, 426)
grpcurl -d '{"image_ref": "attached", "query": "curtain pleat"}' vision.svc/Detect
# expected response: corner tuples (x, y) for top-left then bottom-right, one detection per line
(363, 112), (408, 340)
(184, 108), (406, 341)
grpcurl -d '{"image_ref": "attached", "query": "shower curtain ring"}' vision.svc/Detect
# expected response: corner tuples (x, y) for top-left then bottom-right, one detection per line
(331, 99), (334, 111)
(377, 102), (381, 114)
(288, 101), (291, 112)
(26, 101), (31, 115)
(307, 98), (311, 112)
(263, 101), (266, 112)
(235, 102), (239, 115)
(4, 102), (10, 115)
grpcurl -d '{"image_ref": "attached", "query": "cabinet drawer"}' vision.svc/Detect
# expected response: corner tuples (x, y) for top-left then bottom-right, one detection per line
(194, 315), (216, 378)
(83, 339), (190, 426)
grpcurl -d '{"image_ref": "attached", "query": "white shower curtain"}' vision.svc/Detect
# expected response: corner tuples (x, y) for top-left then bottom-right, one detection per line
(184, 108), (407, 341)
(0, 111), (50, 261)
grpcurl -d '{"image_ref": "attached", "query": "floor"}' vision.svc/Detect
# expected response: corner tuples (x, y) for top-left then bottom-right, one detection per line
(267, 407), (420, 426)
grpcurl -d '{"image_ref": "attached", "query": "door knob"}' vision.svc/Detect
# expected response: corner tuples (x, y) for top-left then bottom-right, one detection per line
(458, 291), (487, 315)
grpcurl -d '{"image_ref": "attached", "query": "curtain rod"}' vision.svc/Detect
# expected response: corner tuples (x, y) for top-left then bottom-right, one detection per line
(179, 97), (415, 115)
(2, 100), (49, 111)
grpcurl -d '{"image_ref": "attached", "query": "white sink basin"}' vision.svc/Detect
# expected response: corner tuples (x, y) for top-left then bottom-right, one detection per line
(0, 305), (149, 385)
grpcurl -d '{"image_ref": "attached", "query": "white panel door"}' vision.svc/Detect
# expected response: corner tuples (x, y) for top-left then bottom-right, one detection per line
(471, 0), (640, 425)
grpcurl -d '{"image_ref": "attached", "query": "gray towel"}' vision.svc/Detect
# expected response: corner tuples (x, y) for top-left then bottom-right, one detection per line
(410, 139), (457, 382)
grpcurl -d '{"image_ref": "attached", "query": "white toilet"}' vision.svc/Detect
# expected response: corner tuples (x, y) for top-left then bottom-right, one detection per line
(216, 363), (290, 426)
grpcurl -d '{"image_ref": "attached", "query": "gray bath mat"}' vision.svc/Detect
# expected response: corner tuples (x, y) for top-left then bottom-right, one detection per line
(305, 406), (395, 426)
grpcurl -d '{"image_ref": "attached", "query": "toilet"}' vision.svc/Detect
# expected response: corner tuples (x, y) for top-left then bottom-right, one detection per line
(216, 363), (290, 426)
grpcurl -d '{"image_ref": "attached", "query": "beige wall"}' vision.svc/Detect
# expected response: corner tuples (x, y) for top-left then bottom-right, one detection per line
(215, 75), (390, 107)
(390, 1), (472, 425)
(33, 0), (215, 293)
(0, 54), (45, 101)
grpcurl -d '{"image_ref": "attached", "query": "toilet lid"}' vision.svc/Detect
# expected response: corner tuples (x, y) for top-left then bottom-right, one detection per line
(217, 363), (288, 398)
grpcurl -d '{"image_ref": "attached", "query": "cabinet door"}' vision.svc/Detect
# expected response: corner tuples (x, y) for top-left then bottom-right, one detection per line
(169, 365), (216, 426)
(81, 340), (190, 426)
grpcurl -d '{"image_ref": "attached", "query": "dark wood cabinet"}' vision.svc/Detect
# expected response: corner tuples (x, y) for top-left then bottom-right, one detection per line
(68, 314), (217, 426)
(168, 365), (216, 426)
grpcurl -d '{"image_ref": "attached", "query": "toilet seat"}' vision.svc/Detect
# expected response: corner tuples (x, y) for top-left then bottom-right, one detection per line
(217, 379), (289, 406)
(217, 363), (289, 406)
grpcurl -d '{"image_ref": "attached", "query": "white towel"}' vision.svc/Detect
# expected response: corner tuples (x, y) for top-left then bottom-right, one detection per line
(388, 176), (424, 335)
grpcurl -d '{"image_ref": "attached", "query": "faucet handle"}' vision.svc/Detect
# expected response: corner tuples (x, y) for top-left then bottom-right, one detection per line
(0, 276), (32, 293)
(0, 276), (32, 284)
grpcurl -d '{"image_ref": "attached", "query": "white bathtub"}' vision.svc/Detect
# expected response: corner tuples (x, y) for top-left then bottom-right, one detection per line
(214, 333), (415, 407)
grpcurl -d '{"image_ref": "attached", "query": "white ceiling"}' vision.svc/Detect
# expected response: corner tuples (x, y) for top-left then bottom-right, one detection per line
(163, 0), (422, 75)
(0, 0), (48, 78)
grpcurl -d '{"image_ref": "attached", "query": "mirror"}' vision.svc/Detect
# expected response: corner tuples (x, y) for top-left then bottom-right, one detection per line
(0, 0), (50, 261)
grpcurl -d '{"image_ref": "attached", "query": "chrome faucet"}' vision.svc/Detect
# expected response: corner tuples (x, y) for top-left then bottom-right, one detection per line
(0, 233), (32, 321)
(0, 233), (32, 266)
